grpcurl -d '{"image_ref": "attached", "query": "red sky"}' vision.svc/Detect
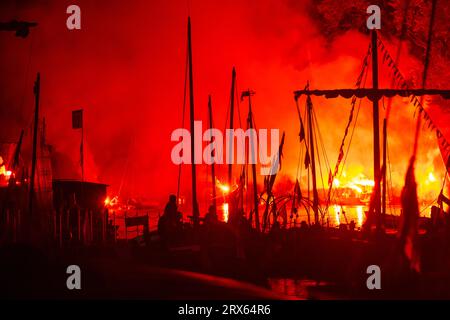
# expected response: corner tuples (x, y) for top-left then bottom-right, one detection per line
(0, 0), (448, 212)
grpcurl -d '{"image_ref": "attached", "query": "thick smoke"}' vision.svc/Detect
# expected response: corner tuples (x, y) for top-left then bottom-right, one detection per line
(0, 0), (448, 212)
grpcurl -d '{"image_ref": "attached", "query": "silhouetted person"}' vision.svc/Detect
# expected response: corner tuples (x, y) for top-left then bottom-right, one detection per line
(349, 220), (356, 232)
(204, 204), (218, 225)
(158, 194), (181, 245)
(300, 220), (308, 231)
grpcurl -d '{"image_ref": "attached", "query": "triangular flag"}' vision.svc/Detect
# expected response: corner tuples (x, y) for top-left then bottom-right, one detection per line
(304, 150), (310, 169)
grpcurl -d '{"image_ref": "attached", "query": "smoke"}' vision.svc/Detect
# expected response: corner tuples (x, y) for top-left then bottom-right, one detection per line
(0, 0), (448, 211)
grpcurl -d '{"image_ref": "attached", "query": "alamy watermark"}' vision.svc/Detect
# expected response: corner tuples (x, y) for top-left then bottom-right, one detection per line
(171, 121), (281, 175)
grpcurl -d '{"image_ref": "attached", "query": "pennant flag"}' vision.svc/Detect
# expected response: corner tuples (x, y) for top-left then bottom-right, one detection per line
(304, 150), (310, 169)
(299, 119), (305, 142)
(72, 109), (83, 129)
(399, 158), (421, 273)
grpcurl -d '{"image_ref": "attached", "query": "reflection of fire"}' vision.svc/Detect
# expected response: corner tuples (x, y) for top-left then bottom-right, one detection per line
(217, 179), (232, 222)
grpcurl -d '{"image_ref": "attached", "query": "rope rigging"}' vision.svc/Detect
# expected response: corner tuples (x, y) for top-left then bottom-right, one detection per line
(377, 34), (450, 160)
(322, 45), (371, 219)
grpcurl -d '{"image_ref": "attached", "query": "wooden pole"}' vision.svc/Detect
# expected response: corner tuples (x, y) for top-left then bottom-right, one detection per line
(113, 211), (116, 243)
(371, 30), (382, 232)
(247, 93), (260, 231)
(187, 17), (200, 226)
(208, 95), (217, 214)
(28, 72), (40, 240)
(228, 67), (236, 187)
(59, 210), (62, 248)
(306, 95), (319, 225)
(125, 211), (128, 242)
(382, 119), (387, 220)
(81, 118), (84, 183)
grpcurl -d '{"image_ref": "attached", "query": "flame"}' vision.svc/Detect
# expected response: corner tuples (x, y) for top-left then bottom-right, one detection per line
(428, 172), (436, 182)
(216, 178), (231, 194)
(334, 174), (374, 195)
(222, 202), (229, 222)
(334, 205), (341, 226)
(0, 156), (14, 185)
(356, 206), (364, 228)
(332, 178), (340, 187)
(104, 195), (119, 208)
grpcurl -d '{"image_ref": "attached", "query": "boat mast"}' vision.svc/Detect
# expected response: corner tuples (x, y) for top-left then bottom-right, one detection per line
(244, 90), (260, 231)
(28, 72), (40, 238)
(208, 95), (217, 214)
(228, 67), (236, 187)
(382, 119), (387, 219)
(306, 94), (319, 225)
(371, 30), (382, 232)
(187, 17), (199, 226)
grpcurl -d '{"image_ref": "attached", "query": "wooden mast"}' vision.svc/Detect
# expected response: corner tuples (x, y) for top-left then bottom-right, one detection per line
(371, 30), (382, 232)
(382, 119), (387, 219)
(244, 90), (260, 231)
(208, 95), (217, 214)
(306, 94), (319, 225)
(28, 72), (40, 238)
(187, 17), (199, 226)
(227, 67), (236, 187)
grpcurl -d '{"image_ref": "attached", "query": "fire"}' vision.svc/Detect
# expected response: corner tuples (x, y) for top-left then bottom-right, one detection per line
(428, 172), (436, 183)
(222, 202), (229, 222)
(348, 184), (363, 194)
(216, 179), (231, 194)
(356, 206), (364, 228)
(104, 195), (119, 207)
(0, 156), (14, 185)
(332, 178), (340, 187)
(334, 174), (374, 194)
(334, 205), (341, 225)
